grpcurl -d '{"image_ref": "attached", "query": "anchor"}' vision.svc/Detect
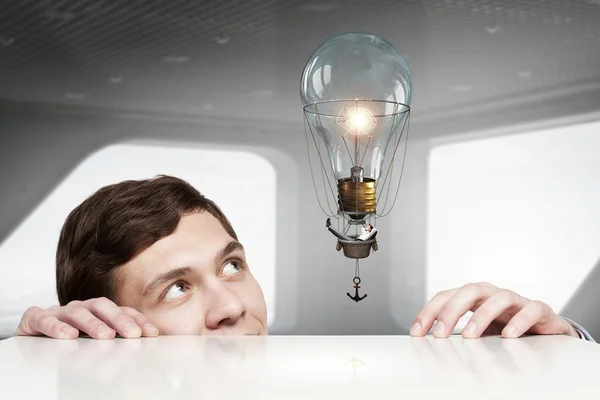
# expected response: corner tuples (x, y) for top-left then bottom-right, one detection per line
(345, 357), (365, 382)
(347, 277), (367, 302)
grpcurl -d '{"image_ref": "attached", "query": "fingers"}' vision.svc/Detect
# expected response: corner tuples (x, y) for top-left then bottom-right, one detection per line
(410, 289), (457, 336)
(83, 298), (145, 338)
(412, 283), (574, 340)
(411, 283), (498, 338)
(461, 289), (528, 339)
(501, 300), (565, 338)
(432, 283), (498, 337)
(121, 307), (159, 337)
(16, 298), (160, 340)
(15, 306), (42, 336)
(16, 306), (79, 339)
(75, 299), (159, 338)
(59, 306), (116, 339)
(34, 314), (81, 339)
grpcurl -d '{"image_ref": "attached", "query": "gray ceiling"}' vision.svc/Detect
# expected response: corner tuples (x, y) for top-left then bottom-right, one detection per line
(1, 0), (599, 125)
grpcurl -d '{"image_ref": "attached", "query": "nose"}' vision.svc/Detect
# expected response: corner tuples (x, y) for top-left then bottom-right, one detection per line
(204, 280), (247, 330)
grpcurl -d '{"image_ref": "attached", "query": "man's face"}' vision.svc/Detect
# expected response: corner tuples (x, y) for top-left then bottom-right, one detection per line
(115, 211), (268, 335)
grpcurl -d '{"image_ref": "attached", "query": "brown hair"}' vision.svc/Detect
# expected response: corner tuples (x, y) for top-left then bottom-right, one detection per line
(55, 175), (238, 305)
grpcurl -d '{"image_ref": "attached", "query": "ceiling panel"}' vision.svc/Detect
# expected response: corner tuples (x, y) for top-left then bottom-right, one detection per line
(0, 0), (599, 124)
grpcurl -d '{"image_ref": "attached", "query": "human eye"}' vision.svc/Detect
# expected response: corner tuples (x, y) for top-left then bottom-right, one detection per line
(221, 260), (243, 277)
(163, 281), (188, 301)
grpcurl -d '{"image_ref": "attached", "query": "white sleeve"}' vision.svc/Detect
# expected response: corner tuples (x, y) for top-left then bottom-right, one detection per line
(562, 317), (596, 342)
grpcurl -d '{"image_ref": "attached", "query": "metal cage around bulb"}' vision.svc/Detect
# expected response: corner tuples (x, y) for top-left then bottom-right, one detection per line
(303, 99), (410, 223)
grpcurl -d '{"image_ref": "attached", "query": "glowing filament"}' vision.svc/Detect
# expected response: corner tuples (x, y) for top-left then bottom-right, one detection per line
(336, 106), (376, 136)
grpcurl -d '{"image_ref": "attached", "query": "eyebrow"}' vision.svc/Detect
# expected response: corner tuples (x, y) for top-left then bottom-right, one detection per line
(142, 266), (194, 299)
(215, 241), (244, 265)
(141, 241), (245, 299)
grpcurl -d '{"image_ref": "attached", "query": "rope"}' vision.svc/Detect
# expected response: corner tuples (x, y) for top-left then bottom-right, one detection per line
(375, 104), (405, 204)
(318, 127), (337, 216)
(376, 112), (411, 218)
(303, 111), (339, 217)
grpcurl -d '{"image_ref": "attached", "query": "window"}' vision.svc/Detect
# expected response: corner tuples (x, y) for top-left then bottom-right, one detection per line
(427, 120), (600, 329)
(0, 142), (277, 336)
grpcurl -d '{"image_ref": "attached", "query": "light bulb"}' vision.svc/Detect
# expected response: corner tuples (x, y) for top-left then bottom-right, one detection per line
(301, 32), (412, 219)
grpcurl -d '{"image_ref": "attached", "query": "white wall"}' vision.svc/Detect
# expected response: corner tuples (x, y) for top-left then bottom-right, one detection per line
(4, 102), (600, 338)
(0, 141), (277, 337)
(427, 119), (600, 330)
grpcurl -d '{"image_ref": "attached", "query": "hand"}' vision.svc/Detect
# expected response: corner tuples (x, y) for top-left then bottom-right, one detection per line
(410, 282), (579, 339)
(15, 297), (159, 339)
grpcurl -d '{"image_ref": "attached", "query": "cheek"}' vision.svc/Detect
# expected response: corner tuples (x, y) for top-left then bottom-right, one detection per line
(242, 276), (268, 319)
(141, 303), (206, 335)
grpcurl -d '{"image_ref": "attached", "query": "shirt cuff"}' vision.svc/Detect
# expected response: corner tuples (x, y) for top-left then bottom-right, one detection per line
(561, 317), (596, 343)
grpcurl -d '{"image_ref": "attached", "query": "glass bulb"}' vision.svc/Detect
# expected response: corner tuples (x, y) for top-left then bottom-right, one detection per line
(301, 32), (412, 183)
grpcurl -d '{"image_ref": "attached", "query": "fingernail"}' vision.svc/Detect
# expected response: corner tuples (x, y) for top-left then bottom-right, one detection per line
(61, 326), (76, 334)
(144, 324), (159, 336)
(60, 326), (77, 338)
(410, 322), (422, 336)
(504, 324), (516, 337)
(98, 326), (114, 338)
(433, 321), (446, 336)
(462, 322), (476, 335)
(124, 323), (142, 337)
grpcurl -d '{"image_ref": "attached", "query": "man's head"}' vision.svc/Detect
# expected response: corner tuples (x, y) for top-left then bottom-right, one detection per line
(55, 175), (268, 335)
(366, 224), (373, 232)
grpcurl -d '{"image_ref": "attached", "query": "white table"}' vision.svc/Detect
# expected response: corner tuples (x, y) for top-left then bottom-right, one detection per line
(1, 334), (598, 399)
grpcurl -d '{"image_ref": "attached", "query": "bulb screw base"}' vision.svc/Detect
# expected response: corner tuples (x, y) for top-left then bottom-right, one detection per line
(337, 177), (376, 219)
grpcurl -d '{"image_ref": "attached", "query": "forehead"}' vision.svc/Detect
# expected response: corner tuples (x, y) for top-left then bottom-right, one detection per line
(120, 211), (236, 284)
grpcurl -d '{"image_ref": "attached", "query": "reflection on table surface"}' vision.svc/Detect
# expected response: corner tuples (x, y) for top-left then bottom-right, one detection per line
(0, 335), (599, 399)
